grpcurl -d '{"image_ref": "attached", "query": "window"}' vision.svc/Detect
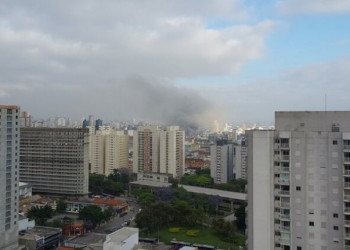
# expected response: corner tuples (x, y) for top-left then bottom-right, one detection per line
(296, 186), (301, 191)
(297, 247), (302, 250)
(333, 213), (338, 218)
(333, 140), (338, 145)
(309, 221), (314, 226)
(334, 226), (339, 230)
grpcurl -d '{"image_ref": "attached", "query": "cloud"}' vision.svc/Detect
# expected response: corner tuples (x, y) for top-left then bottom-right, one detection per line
(197, 58), (350, 123)
(0, 0), (273, 126)
(277, 0), (350, 15)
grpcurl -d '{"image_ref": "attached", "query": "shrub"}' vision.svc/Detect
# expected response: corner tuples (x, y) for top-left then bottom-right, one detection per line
(186, 229), (200, 237)
(169, 227), (181, 233)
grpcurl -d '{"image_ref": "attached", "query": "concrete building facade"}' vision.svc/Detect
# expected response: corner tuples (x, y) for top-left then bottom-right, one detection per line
(89, 126), (129, 176)
(133, 125), (185, 179)
(159, 126), (185, 178)
(0, 105), (20, 250)
(210, 140), (234, 184)
(20, 127), (89, 196)
(247, 111), (350, 250)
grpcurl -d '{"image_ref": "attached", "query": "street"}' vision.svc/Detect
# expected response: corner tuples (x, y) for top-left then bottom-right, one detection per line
(94, 197), (140, 234)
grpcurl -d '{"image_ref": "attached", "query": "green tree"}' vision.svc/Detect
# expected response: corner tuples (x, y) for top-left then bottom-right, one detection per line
(56, 199), (67, 213)
(79, 205), (105, 227)
(234, 202), (247, 231)
(26, 205), (54, 226)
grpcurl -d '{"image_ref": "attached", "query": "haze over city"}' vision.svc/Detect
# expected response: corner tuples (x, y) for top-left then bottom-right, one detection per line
(1, 0), (350, 126)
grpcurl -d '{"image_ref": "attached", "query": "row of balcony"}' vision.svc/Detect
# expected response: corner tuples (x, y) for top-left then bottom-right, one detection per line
(275, 179), (290, 185)
(274, 155), (290, 161)
(274, 143), (290, 149)
(275, 201), (290, 208)
(274, 167), (290, 173)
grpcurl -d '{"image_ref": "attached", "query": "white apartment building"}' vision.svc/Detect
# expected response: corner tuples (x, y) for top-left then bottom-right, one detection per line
(105, 131), (129, 176)
(20, 127), (89, 196)
(0, 105), (20, 250)
(89, 126), (129, 176)
(133, 125), (185, 179)
(159, 126), (185, 179)
(247, 111), (350, 250)
(210, 140), (234, 184)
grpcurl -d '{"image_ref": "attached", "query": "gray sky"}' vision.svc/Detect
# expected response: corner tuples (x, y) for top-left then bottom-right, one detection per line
(1, 0), (350, 127)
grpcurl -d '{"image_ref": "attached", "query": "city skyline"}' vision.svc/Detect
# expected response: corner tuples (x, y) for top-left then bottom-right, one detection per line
(0, 1), (349, 126)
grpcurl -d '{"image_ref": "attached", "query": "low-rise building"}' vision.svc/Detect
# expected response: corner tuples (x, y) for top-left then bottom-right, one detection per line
(103, 227), (139, 250)
(18, 226), (62, 250)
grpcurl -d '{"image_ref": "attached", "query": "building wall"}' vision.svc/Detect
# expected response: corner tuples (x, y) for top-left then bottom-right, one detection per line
(134, 126), (184, 179)
(273, 112), (348, 250)
(0, 105), (20, 250)
(234, 144), (242, 179)
(20, 127), (89, 196)
(246, 130), (274, 250)
(133, 126), (159, 174)
(247, 112), (350, 250)
(159, 126), (185, 179)
(210, 143), (234, 184)
(105, 131), (129, 176)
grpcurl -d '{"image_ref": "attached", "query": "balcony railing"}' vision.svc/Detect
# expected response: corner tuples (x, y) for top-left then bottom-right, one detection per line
(344, 145), (350, 150)
(280, 226), (290, 231)
(345, 207), (350, 213)
(280, 167), (290, 172)
(345, 170), (350, 176)
(279, 238), (290, 245)
(345, 220), (350, 226)
(280, 143), (289, 149)
(277, 179), (290, 185)
(345, 183), (350, 188)
(280, 214), (290, 220)
(280, 202), (290, 208)
(280, 190), (290, 196)
(345, 195), (350, 201)
(345, 157), (350, 163)
(281, 155), (290, 161)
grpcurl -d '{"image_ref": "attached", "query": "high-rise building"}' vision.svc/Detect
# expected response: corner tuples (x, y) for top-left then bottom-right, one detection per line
(247, 111), (350, 250)
(105, 130), (129, 176)
(0, 105), (20, 250)
(133, 125), (185, 179)
(241, 138), (247, 179)
(20, 111), (31, 127)
(159, 126), (185, 179)
(20, 127), (89, 196)
(210, 140), (234, 184)
(89, 126), (129, 176)
(133, 126), (160, 174)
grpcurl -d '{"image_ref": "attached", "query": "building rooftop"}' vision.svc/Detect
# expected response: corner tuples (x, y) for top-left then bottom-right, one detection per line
(19, 226), (62, 240)
(106, 227), (138, 244)
(0, 105), (20, 109)
(91, 198), (127, 207)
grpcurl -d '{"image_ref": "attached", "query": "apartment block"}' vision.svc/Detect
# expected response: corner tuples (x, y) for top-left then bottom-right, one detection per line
(20, 127), (89, 196)
(133, 125), (185, 179)
(210, 140), (234, 184)
(133, 126), (160, 174)
(0, 105), (20, 250)
(247, 111), (350, 250)
(89, 126), (129, 176)
(159, 126), (185, 179)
